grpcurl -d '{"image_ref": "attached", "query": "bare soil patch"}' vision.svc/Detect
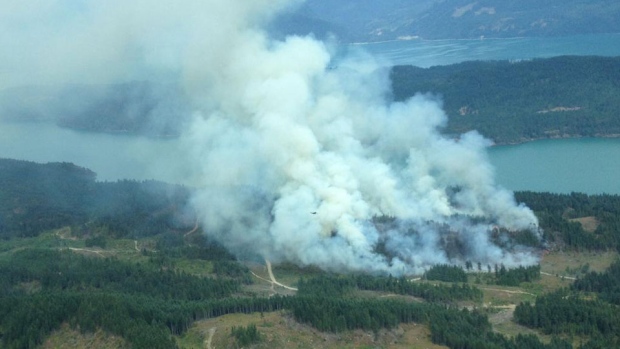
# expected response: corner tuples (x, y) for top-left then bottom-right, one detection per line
(568, 216), (599, 232)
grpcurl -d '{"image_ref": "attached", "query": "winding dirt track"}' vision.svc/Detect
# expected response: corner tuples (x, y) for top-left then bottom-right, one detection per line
(204, 327), (216, 349)
(250, 260), (298, 292)
(250, 270), (276, 285)
(479, 287), (535, 296)
(540, 271), (577, 280)
(184, 220), (199, 237)
(66, 247), (107, 256)
(265, 260), (298, 291)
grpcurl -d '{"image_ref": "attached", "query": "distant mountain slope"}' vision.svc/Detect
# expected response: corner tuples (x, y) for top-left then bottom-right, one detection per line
(391, 55), (620, 144)
(0, 158), (192, 238)
(0, 82), (190, 137)
(275, 0), (620, 42)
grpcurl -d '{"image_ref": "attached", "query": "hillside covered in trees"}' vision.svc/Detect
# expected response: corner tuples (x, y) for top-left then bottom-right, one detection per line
(2, 159), (620, 348)
(3, 56), (618, 144)
(0, 247), (574, 349)
(0, 158), (194, 240)
(391, 55), (620, 144)
(515, 191), (620, 251)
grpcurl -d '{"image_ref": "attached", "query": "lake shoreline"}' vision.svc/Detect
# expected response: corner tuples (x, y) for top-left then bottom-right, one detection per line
(52, 118), (620, 148)
(490, 133), (620, 147)
(348, 32), (620, 46)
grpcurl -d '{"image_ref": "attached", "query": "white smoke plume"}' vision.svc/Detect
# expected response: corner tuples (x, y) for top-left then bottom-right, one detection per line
(1, 0), (540, 274)
(179, 1), (541, 274)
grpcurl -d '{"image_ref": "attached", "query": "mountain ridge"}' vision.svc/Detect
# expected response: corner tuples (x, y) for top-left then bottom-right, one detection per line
(273, 0), (620, 42)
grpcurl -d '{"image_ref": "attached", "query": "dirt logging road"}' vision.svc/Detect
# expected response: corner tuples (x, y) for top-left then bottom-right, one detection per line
(265, 260), (298, 291)
(250, 260), (298, 292)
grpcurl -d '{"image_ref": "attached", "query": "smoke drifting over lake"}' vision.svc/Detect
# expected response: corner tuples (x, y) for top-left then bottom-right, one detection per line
(1, 0), (540, 274)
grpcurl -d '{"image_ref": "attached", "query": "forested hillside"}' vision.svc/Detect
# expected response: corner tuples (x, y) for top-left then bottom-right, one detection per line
(4, 56), (619, 144)
(0, 248), (573, 349)
(515, 191), (620, 251)
(2, 159), (620, 348)
(0, 158), (193, 239)
(391, 55), (620, 144)
(514, 260), (620, 348)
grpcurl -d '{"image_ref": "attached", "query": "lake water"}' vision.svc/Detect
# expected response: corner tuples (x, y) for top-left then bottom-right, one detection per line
(2, 120), (619, 194)
(2, 33), (620, 193)
(0, 121), (193, 185)
(488, 138), (620, 194)
(352, 32), (620, 67)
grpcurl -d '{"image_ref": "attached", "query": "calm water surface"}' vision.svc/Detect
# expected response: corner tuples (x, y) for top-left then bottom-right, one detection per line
(488, 138), (620, 194)
(352, 33), (620, 67)
(1, 121), (619, 194)
(0, 121), (192, 184)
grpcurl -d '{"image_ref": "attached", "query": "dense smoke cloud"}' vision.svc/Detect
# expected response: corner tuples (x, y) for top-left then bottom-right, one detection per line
(1, 0), (540, 274)
(179, 1), (540, 274)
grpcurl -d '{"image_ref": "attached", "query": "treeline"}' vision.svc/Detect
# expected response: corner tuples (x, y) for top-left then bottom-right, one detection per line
(290, 297), (558, 349)
(0, 159), (96, 237)
(0, 290), (290, 349)
(495, 264), (541, 287)
(0, 247), (575, 349)
(213, 260), (253, 284)
(230, 324), (261, 347)
(391, 56), (620, 144)
(0, 158), (193, 239)
(292, 274), (570, 349)
(423, 263), (540, 286)
(516, 291), (620, 340)
(430, 310), (572, 349)
(515, 191), (620, 251)
(513, 256), (620, 348)
(148, 232), (237, 265)
(297, 273), (482, 303)
(0, 249), (240, 301)
(0, 248), (284, 348)
(0, 283), (571, 349)
(572, 260), (620, 305)
(425, 264), (468, 282)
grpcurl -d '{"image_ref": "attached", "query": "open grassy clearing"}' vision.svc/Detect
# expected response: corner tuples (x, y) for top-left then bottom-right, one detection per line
(488, 306), (551, 341)
(41, 323), (128, 349)
(541, 250), (617, 277)
(243, 263), (299, 297)
(271, 262), (325, 286)
(568, 216), (599, 232)
(178, 311), (447, 349)
(0, 231), (63, 256)
(488, 305), (588, 348)
(173, 258), (214, 276)
(354, 289), (425, 303)
(479, 285), (536, 305)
